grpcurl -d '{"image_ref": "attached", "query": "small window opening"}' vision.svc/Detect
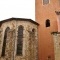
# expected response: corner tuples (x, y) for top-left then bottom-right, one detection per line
(46, 19), (50, 27)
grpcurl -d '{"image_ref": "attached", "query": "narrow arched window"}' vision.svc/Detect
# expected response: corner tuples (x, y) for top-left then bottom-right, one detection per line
(46, 19), (50, 27)
(17, 25), (23, 56)
(32, 29), (35, 40)
(1, 27), (10, 56)
(48, 56), (51, 60)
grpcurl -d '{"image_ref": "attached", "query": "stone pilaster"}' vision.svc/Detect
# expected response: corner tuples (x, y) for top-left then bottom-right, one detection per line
(5, 29), (16, 60)
(52, 32), (60, 60)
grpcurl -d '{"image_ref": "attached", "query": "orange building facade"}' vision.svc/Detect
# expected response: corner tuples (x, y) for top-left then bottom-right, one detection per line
(35, 0), (60, 60)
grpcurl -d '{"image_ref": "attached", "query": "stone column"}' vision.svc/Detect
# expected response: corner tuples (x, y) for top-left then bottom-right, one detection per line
(5, 29), (16, 60)
(28, 31), (37, 60)
(33, 32), (38, 60)
(52, 32), (60, 60)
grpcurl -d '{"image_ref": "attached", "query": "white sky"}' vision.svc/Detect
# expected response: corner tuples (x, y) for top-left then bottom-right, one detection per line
(0, 0), (35, 21)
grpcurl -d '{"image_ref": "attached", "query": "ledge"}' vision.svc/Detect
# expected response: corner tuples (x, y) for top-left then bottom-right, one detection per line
(51, 32), (60, 34)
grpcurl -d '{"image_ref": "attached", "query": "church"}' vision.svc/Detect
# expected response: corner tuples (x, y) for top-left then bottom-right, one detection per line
(0, 18), (39, 60)
(0, 0), (60, 60)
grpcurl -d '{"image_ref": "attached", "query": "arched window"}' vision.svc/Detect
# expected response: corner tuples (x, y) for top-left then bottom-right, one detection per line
(46, 19), (50, 27)
(17, 25), (23, 56)
(1, 27), (10, 56)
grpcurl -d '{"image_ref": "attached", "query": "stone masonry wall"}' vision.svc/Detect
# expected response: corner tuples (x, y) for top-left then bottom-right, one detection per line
(52, 33), (60, 60)
(0, 20), (38, 60)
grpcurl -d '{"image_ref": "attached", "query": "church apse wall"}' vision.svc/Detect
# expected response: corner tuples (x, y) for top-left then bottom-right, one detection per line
(0, 18), (39, 60)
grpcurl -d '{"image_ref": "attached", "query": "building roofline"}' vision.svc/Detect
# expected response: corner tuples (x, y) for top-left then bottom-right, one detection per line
(0, 17), (39, 26)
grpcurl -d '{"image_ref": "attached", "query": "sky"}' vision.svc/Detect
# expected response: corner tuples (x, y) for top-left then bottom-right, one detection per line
(0, 0), (35, 21)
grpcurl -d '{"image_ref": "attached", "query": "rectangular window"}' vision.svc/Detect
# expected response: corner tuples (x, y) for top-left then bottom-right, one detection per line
(43, 0), (49, 5)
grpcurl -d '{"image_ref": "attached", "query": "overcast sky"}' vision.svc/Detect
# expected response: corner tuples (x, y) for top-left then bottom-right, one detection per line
(0, 0), (35, 21)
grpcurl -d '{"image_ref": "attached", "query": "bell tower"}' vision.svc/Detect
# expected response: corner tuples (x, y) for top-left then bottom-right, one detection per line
(35, 0), (60, 60)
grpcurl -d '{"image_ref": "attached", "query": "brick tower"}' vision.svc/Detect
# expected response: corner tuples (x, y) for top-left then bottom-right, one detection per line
(35, 0), (60, 60)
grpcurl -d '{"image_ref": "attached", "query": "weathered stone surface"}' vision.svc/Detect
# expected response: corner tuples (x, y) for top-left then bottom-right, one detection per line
(0, 20), (38, 60)
(52, 33), (60, 60)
